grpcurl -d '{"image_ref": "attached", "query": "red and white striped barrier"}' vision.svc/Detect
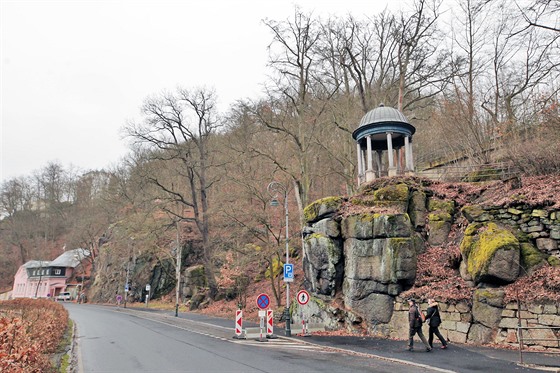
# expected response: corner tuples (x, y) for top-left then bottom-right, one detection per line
(266, 309), (273, 335)
(235, 310), (243, 336)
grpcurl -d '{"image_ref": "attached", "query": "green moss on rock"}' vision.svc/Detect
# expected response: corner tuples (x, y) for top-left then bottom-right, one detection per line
(428, 212), (452, 222)
(303, 196), (343, 223)
(372, 183), (409, 202)
(548, 256), (560, 267)
(461, 222), (520, 280)
(465, 222), (483, 236)
(520, 242), (546, 269)
(462, 205), (491, 222)
(428, 199), (455, 214)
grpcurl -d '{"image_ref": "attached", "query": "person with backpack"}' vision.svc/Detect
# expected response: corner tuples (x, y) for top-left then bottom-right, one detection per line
(426, 298), (448, 349)
(407, 298), (432, 352)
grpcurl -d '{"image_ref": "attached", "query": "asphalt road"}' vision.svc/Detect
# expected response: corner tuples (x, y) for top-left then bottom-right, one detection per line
(65, 303), (434, 373)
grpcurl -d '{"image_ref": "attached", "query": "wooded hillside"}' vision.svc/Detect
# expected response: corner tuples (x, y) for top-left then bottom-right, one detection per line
(1, 0), (559, 295)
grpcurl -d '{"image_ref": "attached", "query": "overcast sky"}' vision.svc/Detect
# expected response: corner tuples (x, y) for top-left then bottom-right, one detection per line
(1, 0), (406, 184)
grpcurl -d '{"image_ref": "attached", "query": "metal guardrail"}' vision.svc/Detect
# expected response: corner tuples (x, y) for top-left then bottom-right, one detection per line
(515, 292), (560, 365)
(517, 326), (560, 364)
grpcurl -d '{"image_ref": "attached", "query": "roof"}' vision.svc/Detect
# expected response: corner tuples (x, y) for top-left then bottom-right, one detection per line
(358, 104), (411, 127)
(352, 104), (416, 142)
(23, 260), (51, 269)
(23, 248), (91, 269)
(50, 248), (91, 268)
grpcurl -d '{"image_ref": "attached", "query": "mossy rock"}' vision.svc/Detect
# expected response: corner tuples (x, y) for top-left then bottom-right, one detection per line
(428, 212), (453, 222)
(372, 183), (409, 202)
(462, 205), (492, 222)
(351, 198), (408, 213)
(548, 256), (560, 267)
(474, 288), (505, 307)
(303, 197), (344, 223)
(341, 213), (377, 239)
(520, 242), (546, 269)
(460, 222), (521, 284)
(428, 199), (455, 215)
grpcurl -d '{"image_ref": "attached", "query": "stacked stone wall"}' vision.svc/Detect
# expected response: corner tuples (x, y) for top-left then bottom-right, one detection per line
(385, 296), (560, 351)
(463, 206), (560, 259)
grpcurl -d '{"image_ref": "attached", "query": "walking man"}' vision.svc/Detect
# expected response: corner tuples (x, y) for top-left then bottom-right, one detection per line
(407, 298), (432, 352)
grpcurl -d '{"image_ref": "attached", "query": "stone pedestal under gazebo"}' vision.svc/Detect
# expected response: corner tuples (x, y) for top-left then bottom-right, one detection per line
(352, 104), (416, 184)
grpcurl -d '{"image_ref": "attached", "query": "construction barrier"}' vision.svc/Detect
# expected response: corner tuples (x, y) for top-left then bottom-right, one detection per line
(266, 309), (273, 335)
(235, 310), (243, 337)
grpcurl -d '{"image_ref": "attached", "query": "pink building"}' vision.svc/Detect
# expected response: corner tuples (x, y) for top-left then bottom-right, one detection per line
(11, 248), (91, 300)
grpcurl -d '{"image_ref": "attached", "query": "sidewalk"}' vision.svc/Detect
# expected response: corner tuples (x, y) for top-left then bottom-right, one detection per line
(287, 333), (560, 373)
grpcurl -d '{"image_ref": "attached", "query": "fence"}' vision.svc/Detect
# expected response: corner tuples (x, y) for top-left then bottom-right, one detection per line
(416, 162), (521, 182)
(515, 295), (560, 366)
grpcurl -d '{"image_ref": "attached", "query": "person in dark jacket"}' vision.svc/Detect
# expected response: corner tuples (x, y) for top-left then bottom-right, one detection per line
(407, 298), (431, 352)
(426, 298), (448, 349)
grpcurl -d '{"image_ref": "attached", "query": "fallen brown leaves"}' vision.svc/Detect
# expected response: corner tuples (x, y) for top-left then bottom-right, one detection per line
(428, 174), (560, 209)
(504, 265), (560, 304)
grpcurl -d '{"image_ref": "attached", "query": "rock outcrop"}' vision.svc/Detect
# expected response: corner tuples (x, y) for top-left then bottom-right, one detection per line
(298, 177), (560, 350)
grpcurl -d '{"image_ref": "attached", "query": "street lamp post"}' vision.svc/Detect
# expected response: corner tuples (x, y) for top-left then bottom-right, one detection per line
(267, 181), (291, 337)
(124, 261), (130, 308)
(124, 238), (133, 308)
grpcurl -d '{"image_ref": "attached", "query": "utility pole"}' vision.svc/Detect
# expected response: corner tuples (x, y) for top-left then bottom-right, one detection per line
(175, 220), (182, 317)
(34, 260), (44, 298)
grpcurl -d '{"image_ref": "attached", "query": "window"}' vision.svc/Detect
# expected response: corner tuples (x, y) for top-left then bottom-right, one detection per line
(55, 269), (61, 275)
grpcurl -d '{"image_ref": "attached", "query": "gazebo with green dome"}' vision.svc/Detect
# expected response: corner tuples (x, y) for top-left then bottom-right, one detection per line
(352, 104), (416, 184)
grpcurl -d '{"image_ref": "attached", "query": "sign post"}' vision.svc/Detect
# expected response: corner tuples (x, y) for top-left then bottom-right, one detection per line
(283, 263), (294, 282)
(145, 284), (151, 307)
(256, 293), (270, 342)
(297, 290), (311, 336)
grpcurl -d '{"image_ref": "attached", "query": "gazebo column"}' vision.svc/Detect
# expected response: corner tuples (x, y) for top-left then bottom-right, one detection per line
(356, 143), (363, 185)
(409, 139), (415, 172)
(375, 151), (383, 177)
(404, 136), (415, 175)
(366, 135), (375, 182)
(397, 146), (404, 173)
(386, 132), (397, 177)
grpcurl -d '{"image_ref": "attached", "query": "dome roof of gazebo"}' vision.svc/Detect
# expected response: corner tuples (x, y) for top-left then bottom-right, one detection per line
(352, 104), (416, 141)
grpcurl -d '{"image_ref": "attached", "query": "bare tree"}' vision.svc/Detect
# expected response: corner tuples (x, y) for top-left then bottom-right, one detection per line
(257, 8), (327, 218)
(516, 0), (560, 33)
(482, 1), (560, 130)
(125, 87), (221, 299)
(395, 0), (445, 111)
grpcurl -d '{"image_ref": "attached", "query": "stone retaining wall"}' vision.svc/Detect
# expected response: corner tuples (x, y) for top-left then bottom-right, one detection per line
(462, 206), (560, 259)
(384, 294), (560, 351)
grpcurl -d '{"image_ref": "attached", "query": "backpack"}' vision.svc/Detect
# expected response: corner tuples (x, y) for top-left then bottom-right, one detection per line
(414, 306), (426, 327)
(419, 307), (426, 323)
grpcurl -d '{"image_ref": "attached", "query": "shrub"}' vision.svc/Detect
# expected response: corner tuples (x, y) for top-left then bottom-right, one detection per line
(0, 298), (68, 372)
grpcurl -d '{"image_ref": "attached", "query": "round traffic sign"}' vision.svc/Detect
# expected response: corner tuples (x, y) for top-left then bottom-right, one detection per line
(297, 290), (310, 305)
(256, 293), (270, 310)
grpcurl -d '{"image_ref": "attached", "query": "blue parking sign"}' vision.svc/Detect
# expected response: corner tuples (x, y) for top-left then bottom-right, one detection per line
(283, 263), (294, 282)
